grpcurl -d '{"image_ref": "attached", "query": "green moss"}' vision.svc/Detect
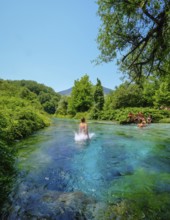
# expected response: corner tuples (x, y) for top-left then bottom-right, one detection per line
(99, 169), (170, 220)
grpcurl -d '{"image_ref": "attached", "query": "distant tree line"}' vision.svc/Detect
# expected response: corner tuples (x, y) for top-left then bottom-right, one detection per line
(56, 74), (170, 123)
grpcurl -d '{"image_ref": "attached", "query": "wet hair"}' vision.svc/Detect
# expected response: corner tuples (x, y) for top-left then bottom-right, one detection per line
(81, 117), (86, 123)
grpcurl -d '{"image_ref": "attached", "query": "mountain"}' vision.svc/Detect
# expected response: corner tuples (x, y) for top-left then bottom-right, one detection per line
(58, 86), (113, 96)
(58, 87), (73, 96)
(103, 87), (113, 94)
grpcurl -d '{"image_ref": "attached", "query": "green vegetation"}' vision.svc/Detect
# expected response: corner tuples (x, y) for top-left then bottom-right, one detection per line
(93, 1), (170, 218)
(0, 79), (61, 214)
(55, 77), (170, 219)
(1, 1), (169, 218)
(11, 79), (61, 114)
(96, 0), (170, 82)
(90, 78), (105, 119)
(100, 107), (170, 124)
(0, 79), (60, 142)
(98, 169), (170, 220)
(67, 74), (93, 114)
(0, 76), (169, 218)
(55, 74), (170, 123)
(0, 141), (15, 212)
(159, 118), (170, 123)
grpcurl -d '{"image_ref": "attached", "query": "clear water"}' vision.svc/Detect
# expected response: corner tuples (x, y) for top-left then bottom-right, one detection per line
(3, 119), (170, 219)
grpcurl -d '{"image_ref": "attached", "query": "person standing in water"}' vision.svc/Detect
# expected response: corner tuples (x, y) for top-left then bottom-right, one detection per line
(79, 117), (89, 139)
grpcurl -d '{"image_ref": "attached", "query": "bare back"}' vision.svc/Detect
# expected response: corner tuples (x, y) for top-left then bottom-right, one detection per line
(79, 122), (88, 135)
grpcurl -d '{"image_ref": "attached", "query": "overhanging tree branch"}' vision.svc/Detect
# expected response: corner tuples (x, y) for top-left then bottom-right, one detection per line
(96, 0), (170, 79)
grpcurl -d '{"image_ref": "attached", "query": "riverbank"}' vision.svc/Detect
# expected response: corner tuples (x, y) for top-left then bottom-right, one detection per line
(0, 108), (50, 215)
(56, 107), (170, 124)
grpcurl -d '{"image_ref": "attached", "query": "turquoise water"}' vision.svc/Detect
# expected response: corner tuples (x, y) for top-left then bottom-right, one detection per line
(3, 119), (170, 219)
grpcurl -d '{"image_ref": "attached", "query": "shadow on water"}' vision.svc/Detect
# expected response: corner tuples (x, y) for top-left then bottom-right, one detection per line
(2, 119), (170, 219)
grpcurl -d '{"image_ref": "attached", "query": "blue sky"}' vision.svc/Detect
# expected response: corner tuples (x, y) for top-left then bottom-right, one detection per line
(0, 0), (122, 92)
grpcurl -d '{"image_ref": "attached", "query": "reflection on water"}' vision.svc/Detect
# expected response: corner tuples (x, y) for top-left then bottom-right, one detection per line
(3, 119), (170, 219)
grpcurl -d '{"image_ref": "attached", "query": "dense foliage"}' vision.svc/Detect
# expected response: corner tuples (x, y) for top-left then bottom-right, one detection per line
(0, 79), (60, 214)
(0, 141), (15, 212)
(57, 96), (69, 116)
(67, 75), (94, 114)
(100, 107), (170, 124)
(56, 74), (170, 123)
(105, 82), (145, 109)
(11, 80), (61, 114)
(96, 0), (170, 82)
(94, 78), (104, 110)
(90, 78), (105, 119)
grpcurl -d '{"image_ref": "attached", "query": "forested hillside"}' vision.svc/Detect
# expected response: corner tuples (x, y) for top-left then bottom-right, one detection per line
(0, 79), (61, 213)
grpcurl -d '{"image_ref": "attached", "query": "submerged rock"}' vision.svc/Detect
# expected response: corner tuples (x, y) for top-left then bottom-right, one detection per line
(6, 188), (105, 220)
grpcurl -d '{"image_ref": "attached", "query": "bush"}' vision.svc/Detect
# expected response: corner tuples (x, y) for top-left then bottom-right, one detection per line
(0, 141), (15, 211)
(159, 118), (170, 123)
(100, 107), (170, 124)
(73, 112), (90, 120)
(0, 107), (49, 142)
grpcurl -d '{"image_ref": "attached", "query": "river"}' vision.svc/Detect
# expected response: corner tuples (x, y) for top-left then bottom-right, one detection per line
(2, 119), (170, 219)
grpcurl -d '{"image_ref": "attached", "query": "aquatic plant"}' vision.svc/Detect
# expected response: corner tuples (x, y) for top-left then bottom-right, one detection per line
(99, 169), (170, 220)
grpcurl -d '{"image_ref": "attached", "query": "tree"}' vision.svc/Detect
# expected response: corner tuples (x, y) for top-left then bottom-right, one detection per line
(103, 91), (114, 111)
(96, 0), (170, 81)
(38, 92), (51, 104)
(43, 101), (56, 114)
(19, 87), (37, 100)
(105, 82), (144, 109)
(90, 78), (105, 119)
(142, 76), (159, 107)
(154, 80), (170, 107)
(57, 96), (68, 115)
(67, 75), (93, 114)
(94, 78), (104, 110)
